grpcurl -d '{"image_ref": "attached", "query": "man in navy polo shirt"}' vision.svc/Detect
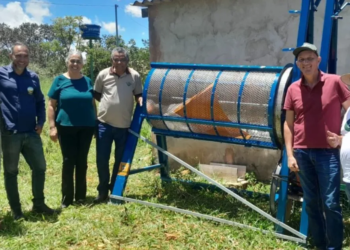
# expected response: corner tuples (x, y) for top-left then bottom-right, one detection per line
(284, 42), (350, 250)
(0, 42), (55, 220)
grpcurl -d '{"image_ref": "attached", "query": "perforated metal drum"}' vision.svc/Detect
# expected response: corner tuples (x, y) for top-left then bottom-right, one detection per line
(142, 63), (293, 149)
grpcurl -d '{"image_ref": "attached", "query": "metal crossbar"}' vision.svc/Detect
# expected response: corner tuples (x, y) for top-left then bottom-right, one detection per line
(110, 195), (306, 244)
(127, 129), (307, 242)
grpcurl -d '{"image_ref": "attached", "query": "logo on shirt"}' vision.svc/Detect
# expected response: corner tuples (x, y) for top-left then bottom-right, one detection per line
(126, 82), (132, 86)
(345, 119), (350, 132)
(27, 87), (34, 95)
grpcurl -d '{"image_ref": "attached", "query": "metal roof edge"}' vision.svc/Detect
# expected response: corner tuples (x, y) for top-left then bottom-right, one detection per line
(132, 0), (173, 7)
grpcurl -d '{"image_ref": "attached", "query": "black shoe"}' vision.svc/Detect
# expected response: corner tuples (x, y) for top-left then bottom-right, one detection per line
(12, 209), (24, 221)
(93, 194), (109, 204)
(32, 203), (57, 215)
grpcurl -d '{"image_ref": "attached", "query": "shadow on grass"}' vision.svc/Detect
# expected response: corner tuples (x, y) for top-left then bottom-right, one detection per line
(0, 213), (27, 236)
(23, 210), (61, 223)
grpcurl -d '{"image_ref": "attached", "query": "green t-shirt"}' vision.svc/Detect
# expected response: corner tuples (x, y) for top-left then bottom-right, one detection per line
(48, 75), (96, 127)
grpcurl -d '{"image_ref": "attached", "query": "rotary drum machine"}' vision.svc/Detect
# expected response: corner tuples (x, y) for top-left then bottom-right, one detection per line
(110, 0), (350, 244)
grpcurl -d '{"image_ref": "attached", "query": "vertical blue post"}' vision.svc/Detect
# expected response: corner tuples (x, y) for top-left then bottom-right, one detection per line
(156, 135), (170, 179)
(307, 0), (315, 44)
(299, 199), (309, 235)
(292, 0), (312, 82)
(275, 148), (289, 233)
(319, 0), (335, 72)
(327, 19), (338, 74)
(111, 104), (144, 199)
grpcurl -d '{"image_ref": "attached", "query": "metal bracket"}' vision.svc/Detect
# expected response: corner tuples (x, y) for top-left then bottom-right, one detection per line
(289, 10), (301, 14)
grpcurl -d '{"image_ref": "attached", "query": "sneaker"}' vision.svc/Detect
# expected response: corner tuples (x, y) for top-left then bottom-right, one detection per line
(32, 203), (57, 215)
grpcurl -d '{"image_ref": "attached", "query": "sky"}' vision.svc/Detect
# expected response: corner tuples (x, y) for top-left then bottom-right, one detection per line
(0, 0), (149, 47)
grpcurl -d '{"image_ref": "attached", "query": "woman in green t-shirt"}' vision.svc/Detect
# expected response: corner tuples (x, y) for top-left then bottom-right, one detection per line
(47, 51), (96, 208)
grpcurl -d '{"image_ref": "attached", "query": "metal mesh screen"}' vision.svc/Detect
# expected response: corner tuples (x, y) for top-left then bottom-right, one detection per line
(185, 70), (219, 134)
(240, 72), (277, 126)
(146, 68), (168, 116)
(160, 69), (191, 133)
(145, 67), (281, 144)
(214, 71), (246, 123)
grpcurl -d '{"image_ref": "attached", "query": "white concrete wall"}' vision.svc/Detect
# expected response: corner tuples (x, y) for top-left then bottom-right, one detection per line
(147, 0), (350, 180)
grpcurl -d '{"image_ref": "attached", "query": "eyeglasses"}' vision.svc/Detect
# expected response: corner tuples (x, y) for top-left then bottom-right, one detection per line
(13, 54), (29, 59)
(70, 59), (81, 64)
(297, 57), (317, 64)
(112, 58), (127, 63)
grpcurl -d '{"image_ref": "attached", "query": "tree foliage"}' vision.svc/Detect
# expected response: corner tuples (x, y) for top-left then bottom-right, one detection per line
(0, 16), (150, 83)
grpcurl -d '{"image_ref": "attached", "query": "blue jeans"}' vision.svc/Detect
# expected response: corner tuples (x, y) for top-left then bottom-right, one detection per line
(96, 122), (128, 195)
(1, 131), (46, 212)
(294, 148), (343, 250)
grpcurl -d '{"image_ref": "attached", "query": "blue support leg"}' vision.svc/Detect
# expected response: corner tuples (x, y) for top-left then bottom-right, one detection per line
(156, 134), (170, 179)
(110, 105), (144, 202)
(275, 148), (289, 233)
(299, 199), (309, 235)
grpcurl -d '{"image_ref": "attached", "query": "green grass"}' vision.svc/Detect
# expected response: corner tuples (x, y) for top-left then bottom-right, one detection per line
(0, 78), (349, 249)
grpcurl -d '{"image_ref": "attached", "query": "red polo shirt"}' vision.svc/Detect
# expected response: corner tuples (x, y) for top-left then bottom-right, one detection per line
(283, 71), (350, 148)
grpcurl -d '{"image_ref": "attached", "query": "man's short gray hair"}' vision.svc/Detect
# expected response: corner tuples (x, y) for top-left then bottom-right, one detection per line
(65, 50), (84, 64)
(111, 47), (129, 62)
(10, 41), (28, 53)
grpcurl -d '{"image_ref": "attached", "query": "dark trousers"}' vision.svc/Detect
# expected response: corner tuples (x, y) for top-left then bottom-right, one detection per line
(96, 122), (128, 195)
(57, 125), (94, 206)
(294, 148), (343, 250)
(1, 132), (46, 212)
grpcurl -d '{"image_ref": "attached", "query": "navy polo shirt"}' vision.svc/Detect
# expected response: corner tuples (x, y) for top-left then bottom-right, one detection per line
(0, 64), (46, 133)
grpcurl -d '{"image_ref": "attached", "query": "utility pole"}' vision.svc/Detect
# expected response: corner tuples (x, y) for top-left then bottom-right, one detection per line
(115, 4), (119, 46)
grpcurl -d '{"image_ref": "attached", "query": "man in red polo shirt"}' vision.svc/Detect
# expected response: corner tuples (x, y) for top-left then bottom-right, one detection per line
(283, 42), (350, 250)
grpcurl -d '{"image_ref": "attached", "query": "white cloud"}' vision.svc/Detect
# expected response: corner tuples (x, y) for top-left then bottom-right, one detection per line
(0, 0), (51, 28)
(102, 22), (125, 34)
(142, 32), (146, 36)
(82, 16), (92, 24)
(125, 5), (142, 18)
(25, 0), (50, 23)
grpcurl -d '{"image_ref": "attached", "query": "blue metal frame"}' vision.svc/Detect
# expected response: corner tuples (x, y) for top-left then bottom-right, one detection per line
(129, 164), (162, 175)
(267, 73), (280, 146)
(319, 0), (335, 72)
(111, 104), (144, 199)
(151, 62), (283, 72)
(158, 68), (171, 130)
(142, 68), (155, 114)
(156, 134), (170, 179)
(152, 128), (277, 149)
(111, 0), (348, 240)
(183, 70), (195, 133)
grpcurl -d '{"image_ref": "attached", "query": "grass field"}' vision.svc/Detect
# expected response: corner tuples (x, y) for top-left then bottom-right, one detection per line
(0, 78), (349, 249)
